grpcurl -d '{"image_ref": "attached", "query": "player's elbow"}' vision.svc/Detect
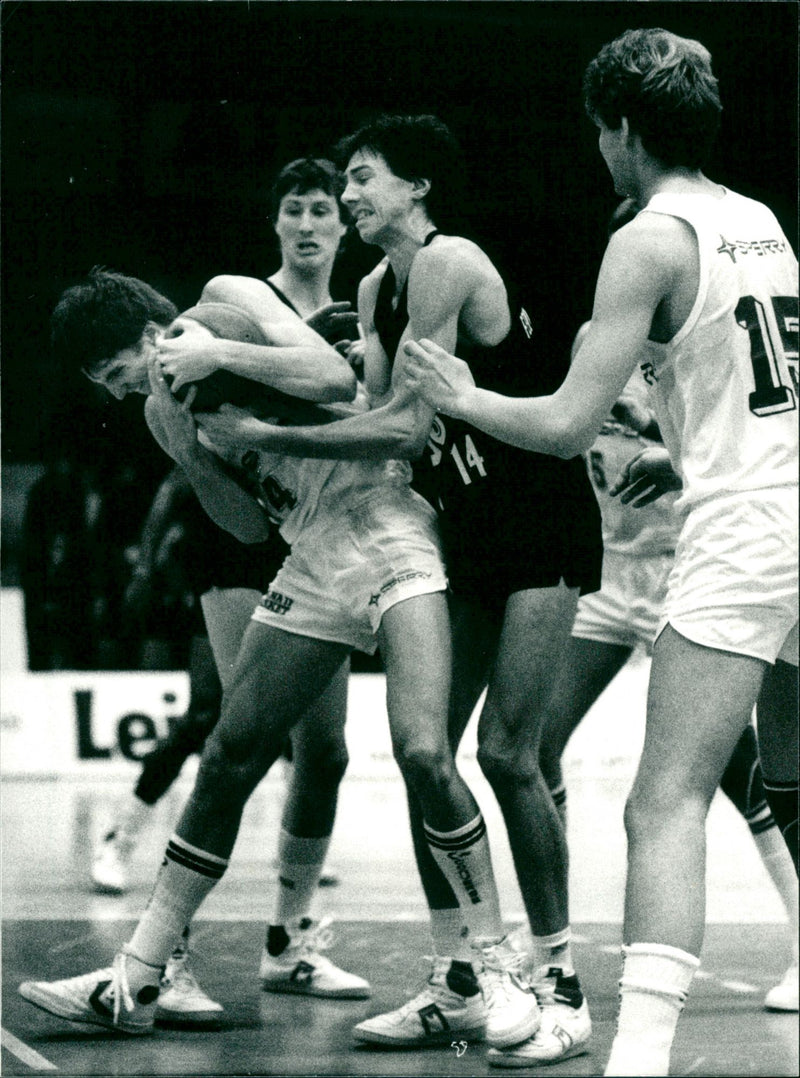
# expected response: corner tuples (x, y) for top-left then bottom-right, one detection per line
(318, 364), (358, 403)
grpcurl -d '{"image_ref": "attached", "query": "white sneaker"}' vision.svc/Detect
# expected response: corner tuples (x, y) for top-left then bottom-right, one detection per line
(475, 938), (541, 1049)
(155, 946), (224, 1028)
(91, 830), (134, 895)
(764, 963), (799, 1012)
(18, 952), (159, 1035)
(260, 917), (370, 999)
(487, 966), (591, 1067)
(353, 956), (486, 1046)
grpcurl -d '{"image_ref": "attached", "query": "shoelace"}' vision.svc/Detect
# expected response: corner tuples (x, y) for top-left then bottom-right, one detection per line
(163, 951), (199, 991)
(479, 946), (528, 1004)
(296, 917), (335, 955)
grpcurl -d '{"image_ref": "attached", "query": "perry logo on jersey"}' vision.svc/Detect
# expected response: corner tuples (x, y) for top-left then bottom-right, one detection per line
(716, 234), (792, 264)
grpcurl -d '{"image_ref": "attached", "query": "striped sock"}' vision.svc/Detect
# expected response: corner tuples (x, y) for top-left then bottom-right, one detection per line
(127, 834), (228, 968)
(424, 814), (504, 943)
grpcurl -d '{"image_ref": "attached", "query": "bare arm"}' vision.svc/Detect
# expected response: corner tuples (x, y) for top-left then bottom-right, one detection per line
(403, 219), (680, 458)
(144, 361), (272, 544)
(194, 242), (489, 460)
(157, 275), (357, 403)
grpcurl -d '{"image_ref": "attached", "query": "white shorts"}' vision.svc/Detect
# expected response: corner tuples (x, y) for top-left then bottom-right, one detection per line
(572, 549), (672, 652)
(656, 489), (799, 664)
(251, 488), (447, 654)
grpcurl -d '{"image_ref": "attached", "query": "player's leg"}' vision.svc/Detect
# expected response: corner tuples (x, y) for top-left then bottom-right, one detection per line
(356, 591), (532, 1049)
(718, 719), (799, 1011)
(260, 658), (369, 999)
(471, 584), (593, 1067)
(538, 635), (632, 827)
(19, 621), (349, 1034)
(606, 624), (766, 1077)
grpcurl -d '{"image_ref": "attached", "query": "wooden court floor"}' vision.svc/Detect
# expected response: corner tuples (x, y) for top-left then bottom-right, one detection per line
(2, 762), (798, 1077)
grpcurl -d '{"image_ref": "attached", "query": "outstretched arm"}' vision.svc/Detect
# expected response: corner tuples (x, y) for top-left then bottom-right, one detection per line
(403, 219), (679, 459)
(157, 275), (357, 403)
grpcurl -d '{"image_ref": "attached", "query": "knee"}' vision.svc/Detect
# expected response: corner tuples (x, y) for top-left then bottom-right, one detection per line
(477, 735), (537, 793)
(294, 738), (349, 790)
(623, 777), (709, 846)
(393, 738), (454, 794)
(195, 726), (267, 801)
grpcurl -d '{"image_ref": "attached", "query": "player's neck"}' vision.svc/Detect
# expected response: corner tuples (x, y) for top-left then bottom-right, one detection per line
(381, 210), (437, 287)
(638, 166), (717, 206)
(268, 267), (333, 319)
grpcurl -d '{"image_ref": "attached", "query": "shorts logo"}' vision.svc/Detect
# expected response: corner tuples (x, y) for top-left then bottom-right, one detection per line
(369, 570), (432, 606)
(261, 590), (294, 615)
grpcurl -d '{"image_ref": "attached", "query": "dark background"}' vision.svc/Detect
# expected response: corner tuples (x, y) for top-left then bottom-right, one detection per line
(2, 0), (797, 467)
(1, 0), (797, 666)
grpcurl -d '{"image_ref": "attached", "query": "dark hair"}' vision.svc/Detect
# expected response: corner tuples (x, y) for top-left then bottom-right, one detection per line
(270, 157), (346, 221)
(335, 113), (464, 223)
(583, 28), (722, 169)
(51, 267), (178, 375)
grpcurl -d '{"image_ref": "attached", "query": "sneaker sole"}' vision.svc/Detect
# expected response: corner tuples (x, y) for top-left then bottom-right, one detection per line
(353, 1023), (485, 1047)
(18, 983), (152, 1035)
(155, 1009), (224, 1030)
(488, 1040), (590, 1067)
(91, 881), (127, 896)
(262, 981), (370, 999)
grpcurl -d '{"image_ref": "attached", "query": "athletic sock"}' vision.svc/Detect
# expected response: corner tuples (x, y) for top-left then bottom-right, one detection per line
(274, 829), (331, 924)
(762, 779), (799, 874)
(430, 907), (471, 963)
(752, 822), (799, 962)
(605, 942), (700, 1077)
(424, 813), (504, 943)
(532, 927), (575, 977)
(127, 834), (228, 969)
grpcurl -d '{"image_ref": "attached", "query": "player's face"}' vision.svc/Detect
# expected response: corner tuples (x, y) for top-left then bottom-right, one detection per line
(274, 188), (347, 272)
(597, 120), (633, 197)
(85, 337), (154, 398)
(342, 151), (418, 246)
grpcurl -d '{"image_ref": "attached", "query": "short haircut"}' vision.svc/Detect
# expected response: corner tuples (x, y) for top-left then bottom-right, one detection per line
(335, 113), (463, 222)
(270, 157), (347, 221)
(51, 267), (178, 376)
(583, 28), (722, 169)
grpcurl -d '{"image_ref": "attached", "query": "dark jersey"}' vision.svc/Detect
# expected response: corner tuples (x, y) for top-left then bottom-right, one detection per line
(373, 240), (602, 605)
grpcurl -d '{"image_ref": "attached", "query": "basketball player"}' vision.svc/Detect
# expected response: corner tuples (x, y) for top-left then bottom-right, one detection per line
(197, 113), (600, 1061)
(91, 159), (358, 1021)
(402, 30), (798, 1075)
(19, 268), (514, 1046)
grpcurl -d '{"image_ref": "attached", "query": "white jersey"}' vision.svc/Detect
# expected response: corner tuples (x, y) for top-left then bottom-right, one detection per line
(202, 415), (413, 547)
(640, 189), (798, 514)
(585, 372), (680, 557)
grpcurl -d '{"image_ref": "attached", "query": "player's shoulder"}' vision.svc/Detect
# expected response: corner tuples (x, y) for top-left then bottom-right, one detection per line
(200, 275), (284, 309)
(413, 234), (501, 288)
(606, 212), (694, 281)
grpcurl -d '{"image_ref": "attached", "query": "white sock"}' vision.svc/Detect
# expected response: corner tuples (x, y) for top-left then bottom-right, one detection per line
(753, 824), (799, 965)
(430, 907), (471, 963)
(128, 834), (228, 969)
(424, 813), (504, 942)
(110, 793), (152, 842)
(532, 926), (575, 976)
(274, 830), (331, 925)
(605, 942), (700, 1077)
